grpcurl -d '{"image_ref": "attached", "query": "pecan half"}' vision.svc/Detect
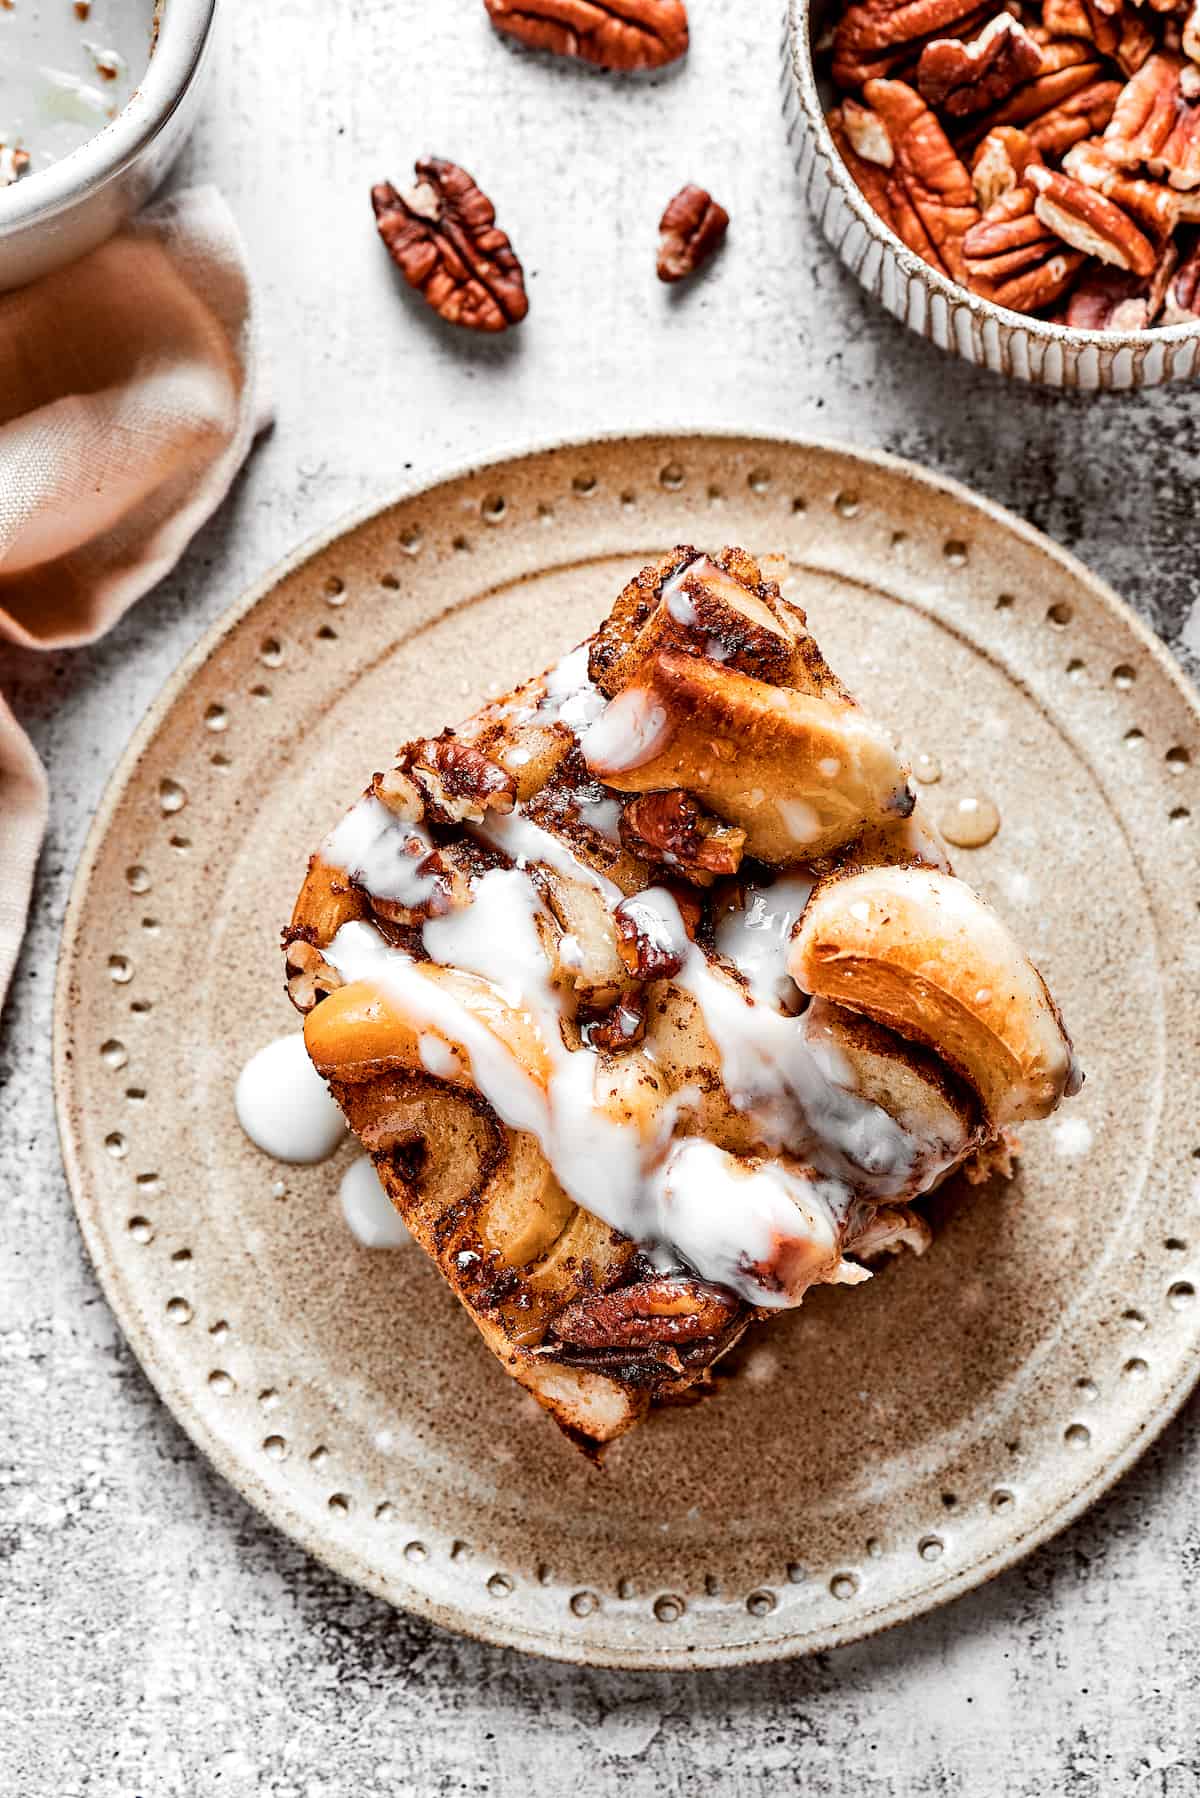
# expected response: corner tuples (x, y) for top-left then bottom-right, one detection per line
(1028, 162), (1158, 271)
(963, 182), (1086, 304)
(401, 736), (517, 824)
(853, 79), (982, 280)
(1163, 233), (1200, 320)
(1104, 54), (1200, 191)
(656, 184), (730, 282)
(963, 41), (1120, 154)
(1061, 137), (1181, 238)
(372, 160), (528, 332)
(917, 14), (1043, 116)
(284, 937), (343, 1012)
(483, 0), (689, 71)
(1185, 0), (1200, 64)
(1063, 244), (1178, 325)
(833, 0), (991, 90)
(619, 790), (746, 882)
(549, 1277), (740, 1348)
(1041, 0), (1155, 75)
(969, 124), (1042, 208)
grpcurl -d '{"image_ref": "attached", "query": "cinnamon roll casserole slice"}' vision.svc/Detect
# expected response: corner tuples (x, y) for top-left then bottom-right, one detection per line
(284, 547), (1081, 1454)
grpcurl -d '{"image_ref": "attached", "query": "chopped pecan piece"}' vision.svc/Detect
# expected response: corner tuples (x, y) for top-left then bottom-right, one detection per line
(401, 736), (517, 823)
(844, 95), (897, 162)
(619, 790), (746, 882)
(372, 159), (528, 332)
(917, 14), (1043, 116)
(1041, 0), (1155, 75)
(853, 79), (982, 280)
(970, 124), (1042, 207)
(613, 894), (686, 979)
(833, 0), (991, 90)
(1104, 54), (1200, 191)
(963, 183), (1086, 304)
(1028, 162), (1158, 271)
(284, 937), (343, 1012)
(550, 1276), (740, 1348)
(483, 0), (689, 70)
(656, 184), (730, 282)
(580, 991), (647, 1052)
(371, 766), (425, 823)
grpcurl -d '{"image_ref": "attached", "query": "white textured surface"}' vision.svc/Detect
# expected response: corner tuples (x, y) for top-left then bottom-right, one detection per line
(3, 2), (1199, 1793)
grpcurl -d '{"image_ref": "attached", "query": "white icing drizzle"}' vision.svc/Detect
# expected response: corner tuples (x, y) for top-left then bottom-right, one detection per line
(340, 1156), (412, 1248)
(715, 872), (815, 1009)
(321, 832), (936, 1305)
(474, 804), (623, 905)
(650, 1142), (867, 1309)
(235, 1034), (347, 1164)
(633, 889), (918, 1187)
(323, 795), (439, 908)
(581, 686), (672, 776)
(574, 787), (623, 842)
(536, 643), (607, 734)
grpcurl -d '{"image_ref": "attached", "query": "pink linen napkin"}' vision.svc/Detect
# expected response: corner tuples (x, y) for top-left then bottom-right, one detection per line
(0, 184), (271, 1008)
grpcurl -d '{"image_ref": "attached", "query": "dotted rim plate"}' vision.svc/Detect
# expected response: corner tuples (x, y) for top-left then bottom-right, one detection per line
(54, 432), (1200, 1668)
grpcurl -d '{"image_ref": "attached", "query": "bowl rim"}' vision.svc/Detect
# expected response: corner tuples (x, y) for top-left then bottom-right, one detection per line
(784, 0), (1200, 354)
(0, 0), (217, 238)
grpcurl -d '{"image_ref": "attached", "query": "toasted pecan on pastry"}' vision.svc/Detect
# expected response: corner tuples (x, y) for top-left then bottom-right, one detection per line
(286, 546), (1080, 1452)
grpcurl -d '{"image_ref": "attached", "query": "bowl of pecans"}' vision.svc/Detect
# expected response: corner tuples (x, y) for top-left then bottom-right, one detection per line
(782, 0), (1200, 386)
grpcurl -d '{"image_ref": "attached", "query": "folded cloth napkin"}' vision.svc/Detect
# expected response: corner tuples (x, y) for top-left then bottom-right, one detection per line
(0, 184), (271, 1008)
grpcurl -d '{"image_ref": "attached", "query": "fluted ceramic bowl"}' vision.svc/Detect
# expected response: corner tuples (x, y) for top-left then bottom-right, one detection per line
(0, 0), (216, 292)
(781, 0), (1200, 388)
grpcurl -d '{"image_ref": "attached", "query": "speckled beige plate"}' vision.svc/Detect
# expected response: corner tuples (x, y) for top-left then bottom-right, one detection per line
(54, 433), (1200, 1669)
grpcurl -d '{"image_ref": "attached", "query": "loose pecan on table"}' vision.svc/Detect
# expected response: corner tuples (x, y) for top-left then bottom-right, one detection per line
(916, 14), (1043, 116)
(372, 159), (528, 333)
(483, 0), (689, 71)
(619, 790), (746, 882)
(656, 184), (730, 281)
(549, 1277), (740, 1348)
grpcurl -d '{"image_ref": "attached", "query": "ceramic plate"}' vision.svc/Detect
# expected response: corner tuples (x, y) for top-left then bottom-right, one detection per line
(54, 433), (1200, 1668)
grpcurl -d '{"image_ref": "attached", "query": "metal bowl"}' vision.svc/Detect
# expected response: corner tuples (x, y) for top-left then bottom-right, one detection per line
(0, 0), (217, 292)
(781, 0), (1200, 389)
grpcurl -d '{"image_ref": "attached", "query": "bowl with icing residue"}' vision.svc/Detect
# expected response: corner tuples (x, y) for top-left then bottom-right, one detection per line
(0, 0), (216, 291)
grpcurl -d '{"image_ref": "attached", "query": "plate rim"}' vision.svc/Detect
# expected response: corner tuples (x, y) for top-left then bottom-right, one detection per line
(52, 427), (1200, 1669)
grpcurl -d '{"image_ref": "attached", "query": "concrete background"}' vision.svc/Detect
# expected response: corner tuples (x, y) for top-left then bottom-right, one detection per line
(4, 1), (1200, 1792)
